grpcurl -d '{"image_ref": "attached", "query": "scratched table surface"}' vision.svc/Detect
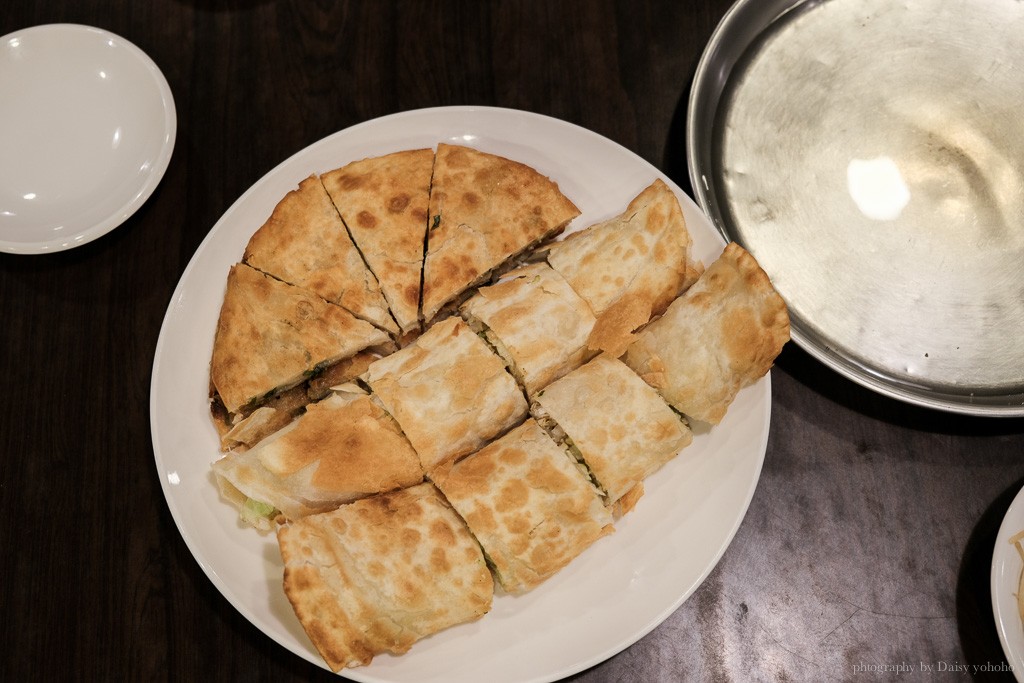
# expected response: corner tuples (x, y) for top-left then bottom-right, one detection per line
(2, 1), (1023, 681)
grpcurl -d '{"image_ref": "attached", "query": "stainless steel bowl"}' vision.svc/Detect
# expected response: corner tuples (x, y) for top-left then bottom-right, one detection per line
(688, 0), (1024, 416)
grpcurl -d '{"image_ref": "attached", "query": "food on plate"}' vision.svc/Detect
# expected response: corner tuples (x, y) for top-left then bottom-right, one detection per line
(1011, 530), (1024, 627)
(420, 143), (581, 322)
(277, 482), (493, 670)
(531, 353), (693, 507)
(321, 149), (434, 335)
(208, 262), (391, 424)
(242, 175), (398, 335)
(218, 348), (382, 453)
(212, 389), (423, 530)
(460, 262), (597, 396)
(545, 179), (700, 356)
(203, 143), (791, 673)
(432, 419), (613, 594)
(622, 242), (791, 425)
(362, 316), (528, 471)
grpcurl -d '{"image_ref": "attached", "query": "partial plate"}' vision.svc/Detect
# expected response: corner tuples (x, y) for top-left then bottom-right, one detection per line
(150, 106), (771, 682)
(0, 24), (176, 254)
(688, 0), (1024, 415)
(993, 484), (1024, 681)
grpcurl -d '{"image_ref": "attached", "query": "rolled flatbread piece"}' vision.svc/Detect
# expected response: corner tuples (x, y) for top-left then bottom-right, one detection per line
(622, 242), (790, 425)
(421, 143), (580, 322)
(546, 179), (697, 355)
(321, 149), (434, 334)
(277, 482), (493, 671)
(532, 354), (692, 505)
(362, 316), (528, 471)
(460, 262), (597, 396)
(432, 418), (613, 594)
(210, 263), (391, 415)
(243, 175), (398, 335)
(212, 390), (424, 529)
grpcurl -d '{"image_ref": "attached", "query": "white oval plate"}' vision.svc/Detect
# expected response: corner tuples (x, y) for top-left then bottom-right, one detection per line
(150, 106), (771, 682)
(0, 24), (176, 254)
(992, 484), (1024, 681)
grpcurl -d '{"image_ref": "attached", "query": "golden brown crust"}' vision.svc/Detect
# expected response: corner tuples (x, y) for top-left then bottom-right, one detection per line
(321, 150), (435, 334)
(431, 419), (613, 594)
(243, 175), (398, 335)
(421, 143), (580, 322)
(277, 483), (493, 670)
(613, 482), (644, 518)
(209, 263), (391, 414)
(623, 242), (790, 424)
(213, 391), (424, 523)
(584, 294), (652, 358)
(532, 354), (693, 504)
(459, 262), (597, 395)
(362, 316), (528, 471)
(547, 179), (695, 349)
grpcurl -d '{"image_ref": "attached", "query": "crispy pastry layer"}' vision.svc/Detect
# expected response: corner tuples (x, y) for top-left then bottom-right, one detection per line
(321, 149), (435, 334)
(432, 419), (613, 594)
(243, 175), (398, 335)
(277, 483), (493, 670)
(421, 143), (580, 322)
(622, 242), (790, 424)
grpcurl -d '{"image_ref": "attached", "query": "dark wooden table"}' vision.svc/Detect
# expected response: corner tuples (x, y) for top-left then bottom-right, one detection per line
(3, 2), (1023, 681)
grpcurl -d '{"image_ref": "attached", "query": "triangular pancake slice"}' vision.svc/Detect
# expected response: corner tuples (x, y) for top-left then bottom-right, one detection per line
(277, 482), (493, 670)
(210, 262), (391, 416)
(243, 175), (399, 335)
(212, 389), (424, 530)
(421, 143), (580, 323)
(321, 149), (434, 335)
(546, 179), (699, 356)
(622, 242), (790, 425)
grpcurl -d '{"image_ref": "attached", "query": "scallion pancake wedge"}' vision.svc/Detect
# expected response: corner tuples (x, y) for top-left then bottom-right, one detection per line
(421, 143), (580, 323)
(321, 149), (434, 335)
(243, 175), (398, 335)
(209, 262), (391, 416)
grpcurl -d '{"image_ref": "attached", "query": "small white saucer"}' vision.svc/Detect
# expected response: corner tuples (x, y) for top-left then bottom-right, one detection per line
(0, 24), (176, 254)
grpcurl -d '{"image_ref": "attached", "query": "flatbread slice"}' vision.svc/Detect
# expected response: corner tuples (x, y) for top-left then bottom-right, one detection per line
(212, 389), (424, 529)
(210, 262), (391, 415)
(362, 316), (528, 471)
(421, 143), (580, 322)
(532, 354), (693, 505)
(243, 175), (398, 335)
(321, 149), (434, 334)
(460, 262), (597, 395)
(432, 419), (613, 594)
(546, 179), (697, 355)
(277, 482), (493, 671)
(622, 242), (790, 425)
(217, 349), (382, 453)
